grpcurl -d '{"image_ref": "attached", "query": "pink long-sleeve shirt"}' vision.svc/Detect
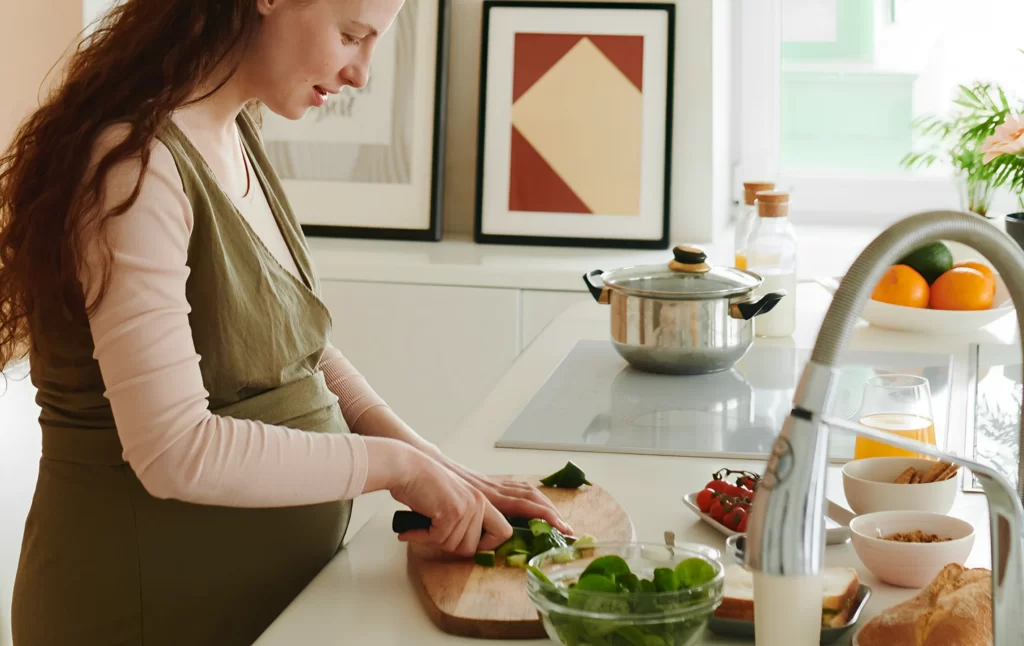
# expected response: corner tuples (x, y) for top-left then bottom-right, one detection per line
(80, 111), (379, 507)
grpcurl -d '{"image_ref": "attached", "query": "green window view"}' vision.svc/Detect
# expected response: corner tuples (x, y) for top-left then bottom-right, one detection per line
(780, 0), (1024, 178)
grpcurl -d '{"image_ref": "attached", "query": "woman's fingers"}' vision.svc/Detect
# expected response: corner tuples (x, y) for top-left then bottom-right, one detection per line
(496, 496), (573, 535)
(478, 500), (513, 552)
(453, 496), (486, 557)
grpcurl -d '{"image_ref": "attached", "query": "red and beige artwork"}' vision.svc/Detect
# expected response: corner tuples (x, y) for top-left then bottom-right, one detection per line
(508, 32), (644, 216)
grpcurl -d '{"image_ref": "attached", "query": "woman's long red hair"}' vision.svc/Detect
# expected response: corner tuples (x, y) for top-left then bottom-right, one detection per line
(0, 1), (263, 369)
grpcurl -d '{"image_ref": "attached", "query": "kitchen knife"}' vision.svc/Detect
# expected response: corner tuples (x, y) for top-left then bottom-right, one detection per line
(392, 510), (434, 534)
(391, 510), (578, 540)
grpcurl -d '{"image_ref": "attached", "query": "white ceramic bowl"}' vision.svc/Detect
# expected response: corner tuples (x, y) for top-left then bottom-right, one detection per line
(849, 511), (975, 588)
(816, 256), (1014, 335)
(842, 457), (959, 515)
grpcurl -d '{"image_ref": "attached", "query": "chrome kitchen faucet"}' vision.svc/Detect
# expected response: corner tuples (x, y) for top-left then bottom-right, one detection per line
(745, 210), (1024, 645)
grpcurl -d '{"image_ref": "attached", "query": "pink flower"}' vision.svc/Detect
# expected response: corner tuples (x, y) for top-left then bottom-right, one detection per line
(981, 115), (1024, 163)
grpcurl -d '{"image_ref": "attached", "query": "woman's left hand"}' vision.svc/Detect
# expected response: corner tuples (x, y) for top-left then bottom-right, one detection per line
(439, 458), (575, 537)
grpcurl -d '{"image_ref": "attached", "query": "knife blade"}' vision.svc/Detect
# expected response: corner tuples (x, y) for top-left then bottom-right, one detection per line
(391, 510), (578, 541)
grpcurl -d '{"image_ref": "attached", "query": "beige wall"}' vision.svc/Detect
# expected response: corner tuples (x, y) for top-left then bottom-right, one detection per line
(0, 0), (83, 151)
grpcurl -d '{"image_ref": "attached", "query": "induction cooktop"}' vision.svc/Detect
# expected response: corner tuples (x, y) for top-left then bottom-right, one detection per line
(496, 340), (954, 463)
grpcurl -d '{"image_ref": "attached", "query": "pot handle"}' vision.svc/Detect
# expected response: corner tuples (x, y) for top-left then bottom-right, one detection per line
(731, 290), (786, 320)
(583, 270), (610, 304)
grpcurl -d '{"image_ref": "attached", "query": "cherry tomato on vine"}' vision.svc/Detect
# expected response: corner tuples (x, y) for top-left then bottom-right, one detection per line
(737, 512), (749, 533)
(710, 500), (727, 522)
(724, 507), (747, 532)
(706, 480), (730, 493)
(696, 488), (717, 513)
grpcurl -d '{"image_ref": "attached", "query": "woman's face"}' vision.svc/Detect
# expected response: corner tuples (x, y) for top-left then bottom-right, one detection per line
(247, 0), (405, 119)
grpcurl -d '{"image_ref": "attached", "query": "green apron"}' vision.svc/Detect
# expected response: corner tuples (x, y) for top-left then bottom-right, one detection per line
(12, 109), (353, 646)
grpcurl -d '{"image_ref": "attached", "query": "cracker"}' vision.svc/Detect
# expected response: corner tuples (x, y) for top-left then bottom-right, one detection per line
(910, 471), (922, 484)
(894, 467), (916, 484)
(937, 464), (959, 481)
(920, 461), (951, 483)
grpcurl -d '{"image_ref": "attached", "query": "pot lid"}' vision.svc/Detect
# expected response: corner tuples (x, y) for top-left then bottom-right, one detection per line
(600, 246), (761, 299)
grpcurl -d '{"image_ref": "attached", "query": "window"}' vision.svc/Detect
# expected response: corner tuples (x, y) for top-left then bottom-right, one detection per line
(738, 0), (1024, 223)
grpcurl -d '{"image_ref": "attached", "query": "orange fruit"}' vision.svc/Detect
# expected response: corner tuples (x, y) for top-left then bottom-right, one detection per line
(871, 265), (930, 308)
(929, 267), (995, 311)
(953, 261), (996, 293)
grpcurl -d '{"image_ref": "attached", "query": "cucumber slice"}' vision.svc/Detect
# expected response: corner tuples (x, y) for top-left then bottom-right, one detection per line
(507, 553), (528, 568)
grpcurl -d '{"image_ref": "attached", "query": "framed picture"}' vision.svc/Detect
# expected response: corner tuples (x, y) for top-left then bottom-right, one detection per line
(474, 0), (675, 249)
(259, 0), (450, 241)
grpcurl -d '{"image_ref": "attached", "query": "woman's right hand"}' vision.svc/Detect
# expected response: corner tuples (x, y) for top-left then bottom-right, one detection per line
(364, 438), (513, 556)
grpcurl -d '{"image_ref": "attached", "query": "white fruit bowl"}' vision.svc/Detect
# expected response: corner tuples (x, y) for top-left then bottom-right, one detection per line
(816, 273), (1013, 335)
(849, 511), (975, 588)
(842, 457), (959, 516)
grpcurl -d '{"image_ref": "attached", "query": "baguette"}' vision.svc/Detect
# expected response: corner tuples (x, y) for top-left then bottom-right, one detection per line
(856, 563), (992, 646)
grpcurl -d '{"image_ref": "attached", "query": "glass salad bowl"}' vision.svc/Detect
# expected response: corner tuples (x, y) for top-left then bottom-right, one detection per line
(526, 542), (725, 646)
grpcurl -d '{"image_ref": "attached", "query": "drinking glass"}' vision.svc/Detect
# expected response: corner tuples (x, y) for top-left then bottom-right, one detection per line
(854, 374), (937, 459)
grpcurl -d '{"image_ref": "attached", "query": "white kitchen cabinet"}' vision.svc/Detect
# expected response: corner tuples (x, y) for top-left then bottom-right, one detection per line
(319, 280), (521, 443)
(521, 290), (593, 349)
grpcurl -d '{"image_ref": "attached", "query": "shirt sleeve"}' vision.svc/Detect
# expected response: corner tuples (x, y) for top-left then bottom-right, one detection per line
(317, 343), (389, 430)
(81, 127), (369, 507)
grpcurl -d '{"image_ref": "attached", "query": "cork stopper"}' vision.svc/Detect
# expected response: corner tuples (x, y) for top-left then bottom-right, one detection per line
(756, 190), (790, 218)
(743, 181), (775, 206)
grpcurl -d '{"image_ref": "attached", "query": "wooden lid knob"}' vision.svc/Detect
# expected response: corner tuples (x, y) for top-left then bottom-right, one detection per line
(669, 245), (711, 274)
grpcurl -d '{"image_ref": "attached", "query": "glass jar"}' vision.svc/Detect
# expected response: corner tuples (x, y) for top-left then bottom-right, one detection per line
(733, 181), (775, 270)
(747, 191), (797, 338)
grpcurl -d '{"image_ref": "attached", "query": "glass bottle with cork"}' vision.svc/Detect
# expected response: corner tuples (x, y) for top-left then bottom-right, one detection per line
(734, 181), (775, 270)
(747, 190), (797, 337)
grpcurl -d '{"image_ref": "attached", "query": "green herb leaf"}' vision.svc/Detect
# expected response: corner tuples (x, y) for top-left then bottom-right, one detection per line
(674, 557), (717, 588)
(616, 572), (640, 593)
(652, 568), (679, 592)
(582, 554), (631, 578)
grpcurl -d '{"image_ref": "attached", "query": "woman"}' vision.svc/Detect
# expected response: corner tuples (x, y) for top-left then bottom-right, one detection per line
(0, 1), (570, 644)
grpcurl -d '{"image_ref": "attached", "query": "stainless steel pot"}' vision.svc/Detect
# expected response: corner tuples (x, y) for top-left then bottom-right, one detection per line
(583, 245), (786, 375)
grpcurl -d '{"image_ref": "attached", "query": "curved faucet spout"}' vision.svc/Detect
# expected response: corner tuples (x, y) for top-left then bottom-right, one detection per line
(746, 210), (1024, 645)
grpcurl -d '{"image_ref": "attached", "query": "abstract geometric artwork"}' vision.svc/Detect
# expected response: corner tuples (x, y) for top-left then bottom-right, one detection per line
(475, 1), (674, 249)
(509, 33), (644, 216)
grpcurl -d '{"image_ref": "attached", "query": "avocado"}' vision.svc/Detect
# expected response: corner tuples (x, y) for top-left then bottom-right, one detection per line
(897, 242), (953, 284)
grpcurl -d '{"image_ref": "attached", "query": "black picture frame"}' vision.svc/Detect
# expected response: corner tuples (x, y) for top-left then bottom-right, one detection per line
(264, 0), (451, 242)
(473, 0), (675, 249)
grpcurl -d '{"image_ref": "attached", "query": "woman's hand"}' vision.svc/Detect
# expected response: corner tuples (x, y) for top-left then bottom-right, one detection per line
(437, 458), (575, 537)
(354, 410), (574, 538)
(379, 441), (513, 556)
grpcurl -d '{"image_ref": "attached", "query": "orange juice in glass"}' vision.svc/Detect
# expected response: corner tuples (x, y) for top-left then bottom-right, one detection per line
(854, 375), (938, 460)
(735, 252), (748, 270)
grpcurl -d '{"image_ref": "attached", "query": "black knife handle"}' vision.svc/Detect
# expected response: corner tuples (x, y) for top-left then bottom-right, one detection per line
(392, 510), (432, 533)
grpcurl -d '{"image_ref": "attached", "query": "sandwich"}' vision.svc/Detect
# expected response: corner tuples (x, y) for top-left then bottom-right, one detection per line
(714, 563), (860, 628)
(856, 563), (992, 646)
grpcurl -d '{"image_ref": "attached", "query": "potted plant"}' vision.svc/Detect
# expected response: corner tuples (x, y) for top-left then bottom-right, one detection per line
(980, 114), (1024, 248)
(902, 81), (1023, 218)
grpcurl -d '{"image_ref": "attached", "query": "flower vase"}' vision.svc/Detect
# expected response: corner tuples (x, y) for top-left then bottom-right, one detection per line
(958, 176), (996, 218)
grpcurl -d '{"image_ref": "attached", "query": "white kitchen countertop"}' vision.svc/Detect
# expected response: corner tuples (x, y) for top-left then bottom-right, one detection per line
(253, 281), (1020, 646)
(305, 225), (889, 291)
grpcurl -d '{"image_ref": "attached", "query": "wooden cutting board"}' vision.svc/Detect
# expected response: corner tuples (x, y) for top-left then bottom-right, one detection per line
(405, 475), (635, 639)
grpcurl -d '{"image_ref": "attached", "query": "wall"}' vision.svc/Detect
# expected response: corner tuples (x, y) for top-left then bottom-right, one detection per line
(0, 0), (82, 151)
(439, 0), (734, 243)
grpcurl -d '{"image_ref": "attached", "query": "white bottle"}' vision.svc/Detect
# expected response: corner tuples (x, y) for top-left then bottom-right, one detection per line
(733, 181), (775, 270)
(747, 191), (797, 337)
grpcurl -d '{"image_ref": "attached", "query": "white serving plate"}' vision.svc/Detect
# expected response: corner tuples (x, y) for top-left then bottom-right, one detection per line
(682, 492), (851, 545)
(815, 270), (1014, 335)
